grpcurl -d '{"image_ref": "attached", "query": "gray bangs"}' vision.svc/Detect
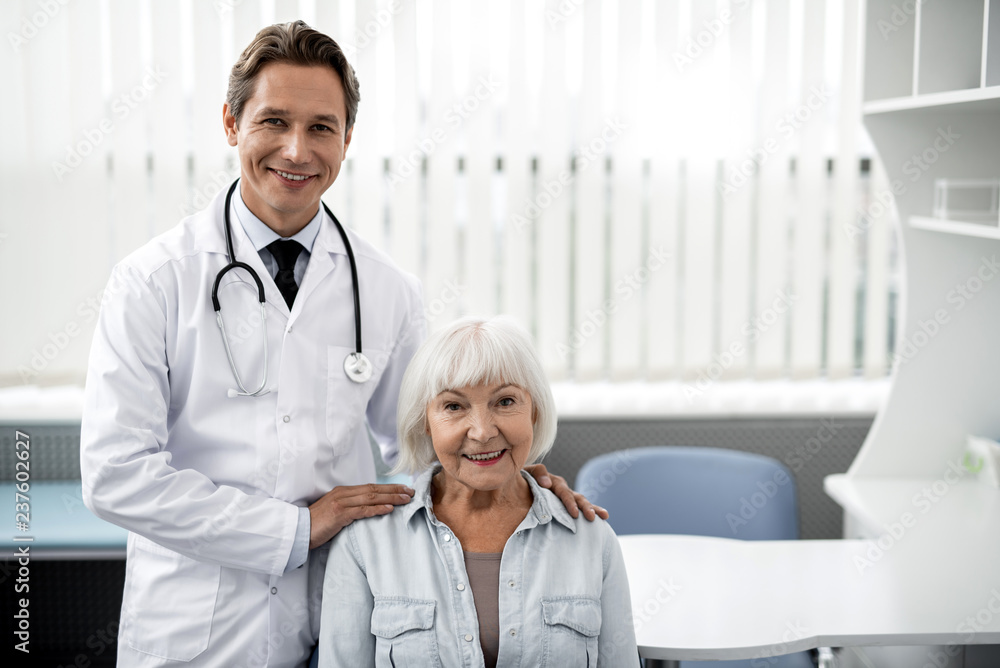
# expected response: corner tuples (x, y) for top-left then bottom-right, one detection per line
(428, 325), (536, 400)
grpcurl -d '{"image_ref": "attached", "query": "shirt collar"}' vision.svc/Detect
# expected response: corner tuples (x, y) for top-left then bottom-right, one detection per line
(233, 184), (323, 253)
(401, 465), (577, 534)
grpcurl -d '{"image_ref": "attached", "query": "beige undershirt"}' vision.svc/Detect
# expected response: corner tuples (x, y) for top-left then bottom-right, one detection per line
(463, 551), (503, 668)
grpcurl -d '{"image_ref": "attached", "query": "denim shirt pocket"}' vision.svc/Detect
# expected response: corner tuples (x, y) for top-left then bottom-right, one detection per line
(370, 597), (441, 668)
(541, 596), (602, 667)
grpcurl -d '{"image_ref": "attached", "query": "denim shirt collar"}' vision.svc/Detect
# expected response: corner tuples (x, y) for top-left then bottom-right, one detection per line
(401, 465), (577, 534)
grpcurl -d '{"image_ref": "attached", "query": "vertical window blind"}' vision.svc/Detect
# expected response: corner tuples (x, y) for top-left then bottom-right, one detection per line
(0, 0), (897, 388)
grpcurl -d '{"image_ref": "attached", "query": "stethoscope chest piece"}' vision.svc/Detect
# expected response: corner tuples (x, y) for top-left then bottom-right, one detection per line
(344, 352), (373, 383)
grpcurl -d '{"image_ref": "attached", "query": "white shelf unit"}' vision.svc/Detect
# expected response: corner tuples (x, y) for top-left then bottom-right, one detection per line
(847, 0), (1000, 476)
(823, 3), (1000, 664)
(864, 0), (996, 103)
(917, 1), (985, 94)
(863, 84), (1000, 115)
(989, 0), (1000, 86)
(840, 4), (1000, 485)
(833, 12), (1000, 667)
(909, 215), (1000, 240)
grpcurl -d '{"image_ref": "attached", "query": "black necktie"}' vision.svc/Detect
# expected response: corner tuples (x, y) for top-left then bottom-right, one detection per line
(267, 240), (303, 309)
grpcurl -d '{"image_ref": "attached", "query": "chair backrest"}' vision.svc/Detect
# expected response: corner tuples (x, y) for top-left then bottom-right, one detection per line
(575, 446), (799, 540)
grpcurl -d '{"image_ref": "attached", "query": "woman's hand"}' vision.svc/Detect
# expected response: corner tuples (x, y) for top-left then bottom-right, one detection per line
(524, 464), (609, 521)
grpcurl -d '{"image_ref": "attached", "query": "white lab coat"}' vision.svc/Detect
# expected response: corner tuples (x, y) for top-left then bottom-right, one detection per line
(80, 186), (424, 667)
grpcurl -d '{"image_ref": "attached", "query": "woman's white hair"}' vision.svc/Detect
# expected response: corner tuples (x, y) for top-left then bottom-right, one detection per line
(393, 316), (558, 475)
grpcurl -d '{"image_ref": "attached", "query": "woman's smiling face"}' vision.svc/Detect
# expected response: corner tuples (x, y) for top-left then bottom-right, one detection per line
(426, 382), (535, 492)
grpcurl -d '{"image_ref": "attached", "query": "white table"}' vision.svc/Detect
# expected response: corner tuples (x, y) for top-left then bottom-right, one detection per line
(620, 477), (1000, 663)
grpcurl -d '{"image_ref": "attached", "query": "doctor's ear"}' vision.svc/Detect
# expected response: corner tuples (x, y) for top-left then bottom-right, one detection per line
(222, 104), (239, 146)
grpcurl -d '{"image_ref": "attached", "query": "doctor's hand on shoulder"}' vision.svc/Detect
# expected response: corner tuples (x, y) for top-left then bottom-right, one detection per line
(525, 463), (610, 521)
(308, 483), (415, 549)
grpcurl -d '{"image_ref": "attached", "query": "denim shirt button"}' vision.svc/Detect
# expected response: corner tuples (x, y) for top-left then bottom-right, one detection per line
(443, 534), (452, 542)
(509, 629), (516, 637)
(508, 580), (515, 587)
(457, 583), (466, 591)
(464, 634), (473, 642)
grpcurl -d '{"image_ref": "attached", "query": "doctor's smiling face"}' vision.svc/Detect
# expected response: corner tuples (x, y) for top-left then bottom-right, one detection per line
(223, 62), (352, 237)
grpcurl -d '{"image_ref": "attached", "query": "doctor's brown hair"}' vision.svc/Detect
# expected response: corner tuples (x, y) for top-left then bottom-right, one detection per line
(226, 20), (361, 130)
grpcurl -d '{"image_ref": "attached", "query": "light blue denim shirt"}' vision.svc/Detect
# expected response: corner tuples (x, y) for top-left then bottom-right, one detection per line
(319, 466), (639, 667)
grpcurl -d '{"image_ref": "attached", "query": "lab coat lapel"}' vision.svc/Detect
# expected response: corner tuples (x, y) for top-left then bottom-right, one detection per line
(292, 208), (343, 319)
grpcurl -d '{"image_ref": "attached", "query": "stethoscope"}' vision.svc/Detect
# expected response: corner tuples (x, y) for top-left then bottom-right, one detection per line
(212, 179), (373, 398)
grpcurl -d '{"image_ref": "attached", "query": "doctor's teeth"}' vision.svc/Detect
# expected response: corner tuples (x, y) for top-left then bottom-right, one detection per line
(467, 450), (504, 461)
(275, 170), (309, 181)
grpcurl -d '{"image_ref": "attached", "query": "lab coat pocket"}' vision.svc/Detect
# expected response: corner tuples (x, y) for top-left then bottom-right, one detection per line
(370, 597), (441, 668)
(326, 345), (370, 456)
(541, 597), (601, 668)
(121, 535), (221, 661)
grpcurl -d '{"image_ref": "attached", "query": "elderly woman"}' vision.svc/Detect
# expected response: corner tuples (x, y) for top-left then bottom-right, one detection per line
(319, 316), (637, 667)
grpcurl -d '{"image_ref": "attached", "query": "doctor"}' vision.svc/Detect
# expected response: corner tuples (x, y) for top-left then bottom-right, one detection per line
(80, 20), (602, 668)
